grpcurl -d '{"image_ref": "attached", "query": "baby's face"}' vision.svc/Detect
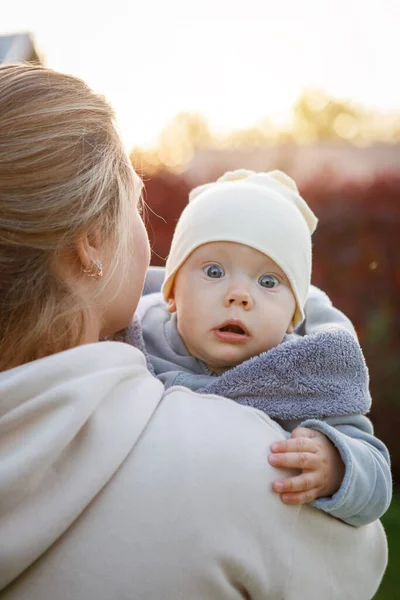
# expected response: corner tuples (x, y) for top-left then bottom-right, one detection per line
(167, 241), (296, 372)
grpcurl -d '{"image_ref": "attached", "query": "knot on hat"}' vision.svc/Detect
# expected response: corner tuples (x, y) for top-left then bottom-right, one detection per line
(217, 169), (299, 194)
(267, 169), (299, 193)
(217, 168), (256, 183)
(189, 169), (317, 235)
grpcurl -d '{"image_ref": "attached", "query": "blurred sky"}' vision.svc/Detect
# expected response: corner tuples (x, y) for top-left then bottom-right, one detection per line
(2, 0), (400, 150)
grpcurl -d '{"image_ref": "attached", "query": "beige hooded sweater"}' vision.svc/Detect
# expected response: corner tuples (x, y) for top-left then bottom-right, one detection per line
(0, 341), (387, 599)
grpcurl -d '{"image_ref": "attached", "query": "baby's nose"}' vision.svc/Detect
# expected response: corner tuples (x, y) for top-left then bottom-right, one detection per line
(226, 288), (253, 309)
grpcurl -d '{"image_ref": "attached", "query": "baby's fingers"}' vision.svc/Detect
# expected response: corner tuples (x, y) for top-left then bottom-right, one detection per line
(270, 436), (318, 455)
(273, 472), (318, 495)
(279, 489), (319, 505)
(268, 451), (319, 471)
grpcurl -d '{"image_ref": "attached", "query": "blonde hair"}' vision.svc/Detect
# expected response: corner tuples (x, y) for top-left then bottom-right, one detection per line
(0, 63), (137, 370)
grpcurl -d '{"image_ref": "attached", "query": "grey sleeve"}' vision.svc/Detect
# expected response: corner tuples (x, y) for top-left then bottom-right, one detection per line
(143, 267), (165, 295)
(300, 414), (392, 527)
(299, 285), (357, 336)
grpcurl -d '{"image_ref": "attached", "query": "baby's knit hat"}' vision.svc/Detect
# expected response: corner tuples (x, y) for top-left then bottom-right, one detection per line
(162, 169), (318, 327)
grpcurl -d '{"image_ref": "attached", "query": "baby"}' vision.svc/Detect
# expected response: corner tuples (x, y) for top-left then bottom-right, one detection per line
(136, 169), (391, 526)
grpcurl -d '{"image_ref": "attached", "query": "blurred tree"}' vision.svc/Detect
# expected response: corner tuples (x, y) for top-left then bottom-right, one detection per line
(131, 113), (212, 173)
(131, 90), (400, 172)
(226, 118), (279, 148)
(290, 90), (361, 142)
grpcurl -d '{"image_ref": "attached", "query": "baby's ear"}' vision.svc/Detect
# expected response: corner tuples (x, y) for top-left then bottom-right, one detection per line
(166, 297), (177, 313)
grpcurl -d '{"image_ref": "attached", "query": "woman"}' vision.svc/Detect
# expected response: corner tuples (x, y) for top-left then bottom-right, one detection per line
(0, 63), (387, 599)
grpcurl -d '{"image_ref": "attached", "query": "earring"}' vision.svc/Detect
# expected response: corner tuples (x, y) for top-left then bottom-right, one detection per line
(82, 260), (103, 280)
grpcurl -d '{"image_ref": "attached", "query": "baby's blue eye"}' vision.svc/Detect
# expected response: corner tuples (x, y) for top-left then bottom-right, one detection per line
(204, 264), (225, 279)
(258, 274), (280, 289)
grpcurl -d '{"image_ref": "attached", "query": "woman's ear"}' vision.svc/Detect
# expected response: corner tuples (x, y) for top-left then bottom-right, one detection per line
(75, 230), (102, 270)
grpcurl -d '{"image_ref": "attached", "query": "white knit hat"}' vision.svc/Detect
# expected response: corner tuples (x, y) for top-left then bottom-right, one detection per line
(162, 169), (318, 327)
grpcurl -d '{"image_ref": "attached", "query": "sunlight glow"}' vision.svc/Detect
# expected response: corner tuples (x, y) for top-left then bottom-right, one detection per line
(2, 0), (399, 150)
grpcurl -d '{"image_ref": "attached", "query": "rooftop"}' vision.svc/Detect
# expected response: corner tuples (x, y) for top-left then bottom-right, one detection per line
(0, 33), (40, 64)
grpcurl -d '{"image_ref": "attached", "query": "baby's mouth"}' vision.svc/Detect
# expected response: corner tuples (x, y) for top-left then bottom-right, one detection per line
(219, 324), (246, 335)
(214, 320), (249, 343)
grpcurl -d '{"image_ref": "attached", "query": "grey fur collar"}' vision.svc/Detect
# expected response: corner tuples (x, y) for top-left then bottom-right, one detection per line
(111, 316), (155, 376)
(195, 327), (371, 420)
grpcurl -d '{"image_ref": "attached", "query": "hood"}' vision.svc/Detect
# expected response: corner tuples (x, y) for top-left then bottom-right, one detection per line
(0, 341), (163, 590)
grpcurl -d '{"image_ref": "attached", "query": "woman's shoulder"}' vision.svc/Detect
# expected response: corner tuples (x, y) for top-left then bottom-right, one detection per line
(152, 385), (288, 488)
(162, 384), (286, 439)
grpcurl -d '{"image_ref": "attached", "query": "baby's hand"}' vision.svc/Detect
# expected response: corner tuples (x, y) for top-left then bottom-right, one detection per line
(268, 427), (345, 505)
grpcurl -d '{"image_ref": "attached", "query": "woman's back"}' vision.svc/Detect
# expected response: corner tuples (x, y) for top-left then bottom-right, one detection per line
(0, 342), (387, 600)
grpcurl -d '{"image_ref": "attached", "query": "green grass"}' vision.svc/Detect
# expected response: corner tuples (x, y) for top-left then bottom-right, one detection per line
(374, 492), (400, 599)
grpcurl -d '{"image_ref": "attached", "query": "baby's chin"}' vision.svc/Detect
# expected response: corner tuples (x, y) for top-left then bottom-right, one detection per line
(194, 343), (261, 373)
(204, 353), (249, 373)
(204, 339), (281, 371)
